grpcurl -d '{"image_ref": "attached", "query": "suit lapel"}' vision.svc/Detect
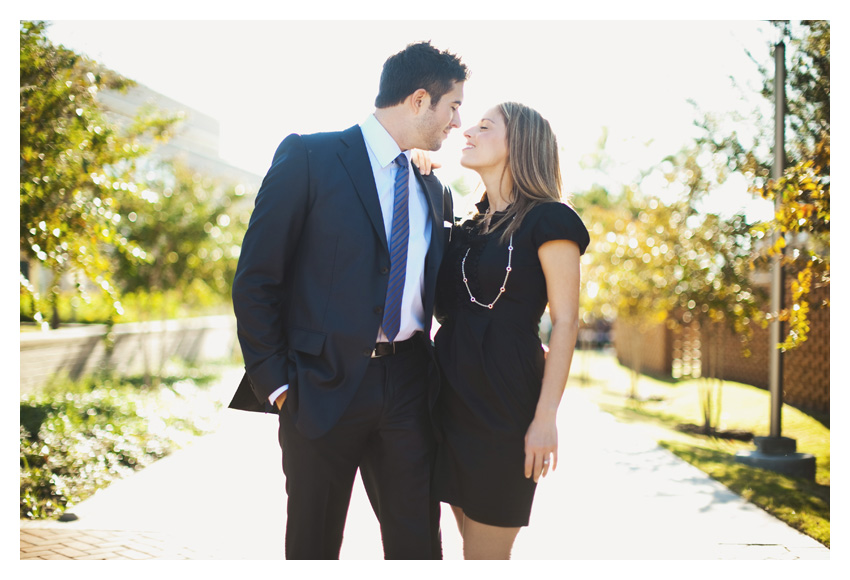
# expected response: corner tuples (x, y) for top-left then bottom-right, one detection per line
(414, 167), (445, 327)
(412, 165), (442, 235)
(337, 125), (389, 251)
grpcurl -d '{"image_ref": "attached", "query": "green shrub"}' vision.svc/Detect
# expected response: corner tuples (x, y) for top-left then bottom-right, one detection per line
(20, 365), (221, 519)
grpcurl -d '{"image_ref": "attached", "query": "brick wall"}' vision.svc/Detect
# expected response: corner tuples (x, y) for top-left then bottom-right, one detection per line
(612, 319), (672, 377)
(614, 284), (830, 415)
(784, 285), (830, 413)
(697, 284), (830, 414)
(20, 315), (239, 395)
(700, 320), (771, 389)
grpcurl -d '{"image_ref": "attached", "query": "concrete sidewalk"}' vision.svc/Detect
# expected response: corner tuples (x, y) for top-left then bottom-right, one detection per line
(20, 366), (830, 560)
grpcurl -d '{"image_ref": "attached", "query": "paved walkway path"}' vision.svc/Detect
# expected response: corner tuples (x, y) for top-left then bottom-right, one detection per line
(20, 365), (830, 560)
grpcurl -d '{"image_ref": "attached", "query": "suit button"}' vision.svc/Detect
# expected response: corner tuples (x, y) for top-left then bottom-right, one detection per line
(363, 348), (372, 357)
(380, 266), (389, 275)
(374, 306), (383, 314)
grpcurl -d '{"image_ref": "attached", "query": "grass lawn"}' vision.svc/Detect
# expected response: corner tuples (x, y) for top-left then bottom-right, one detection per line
(568, 349), (830, 548)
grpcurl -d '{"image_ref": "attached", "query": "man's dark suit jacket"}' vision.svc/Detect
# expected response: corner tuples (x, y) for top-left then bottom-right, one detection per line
(229, 125), (453, 440)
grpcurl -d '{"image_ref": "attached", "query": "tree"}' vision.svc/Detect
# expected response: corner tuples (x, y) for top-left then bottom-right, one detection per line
(576, 138), (767, 418)
(579, 187), (678, 400)
(694, 20), (829, 350)
(20, 21), (180, 328)
(574, 22), (828, 430)
(665, 207), (766, 435)
(113, 158), (249, 305)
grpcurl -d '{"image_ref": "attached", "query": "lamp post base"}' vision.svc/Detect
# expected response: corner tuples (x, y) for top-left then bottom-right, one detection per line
(734, 436), (816, 480)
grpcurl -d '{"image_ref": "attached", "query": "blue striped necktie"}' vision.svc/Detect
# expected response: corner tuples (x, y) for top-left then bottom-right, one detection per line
(382, 153), (410, 342)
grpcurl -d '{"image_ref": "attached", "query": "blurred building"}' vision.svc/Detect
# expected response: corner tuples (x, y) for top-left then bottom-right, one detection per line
(98, 82), (262, 188)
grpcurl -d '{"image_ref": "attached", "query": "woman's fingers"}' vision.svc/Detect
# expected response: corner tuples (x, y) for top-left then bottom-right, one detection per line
(540, 452), (551, 479)
(409, 149), (442, 175)
(525, 424), (558, 482)
(410, 149), (432, 174)
(525, 448), (557, 482)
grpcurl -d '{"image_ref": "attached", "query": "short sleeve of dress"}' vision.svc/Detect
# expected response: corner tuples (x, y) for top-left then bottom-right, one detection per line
(529, 202), (590, 255)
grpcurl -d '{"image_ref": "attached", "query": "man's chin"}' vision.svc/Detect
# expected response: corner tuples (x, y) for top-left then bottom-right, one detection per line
(419, 140), (443, 152)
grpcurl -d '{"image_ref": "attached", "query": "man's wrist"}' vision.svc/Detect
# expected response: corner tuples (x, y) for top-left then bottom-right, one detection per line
(269, 384), (289, 406)
(275, 391), (288, 409)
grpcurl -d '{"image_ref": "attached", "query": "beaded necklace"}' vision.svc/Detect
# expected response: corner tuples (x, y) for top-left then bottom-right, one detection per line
(461, 216), (514, 310)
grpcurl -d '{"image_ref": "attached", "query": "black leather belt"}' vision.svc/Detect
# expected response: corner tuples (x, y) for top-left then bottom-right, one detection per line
(371, 335), (419, 358)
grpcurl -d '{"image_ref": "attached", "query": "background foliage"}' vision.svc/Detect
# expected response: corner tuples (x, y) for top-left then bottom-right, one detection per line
(693, 20), (830, 350)
(576, 20), (828, 355)
(20, 21), (251, 330)
(20, 21), (179, 328)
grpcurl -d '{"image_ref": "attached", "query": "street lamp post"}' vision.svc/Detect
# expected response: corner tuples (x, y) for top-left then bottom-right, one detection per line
(735, 27), (815, 480)
(769, 37), (786, 440)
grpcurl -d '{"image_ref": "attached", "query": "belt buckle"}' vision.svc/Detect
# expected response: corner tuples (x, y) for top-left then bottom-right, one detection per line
(370, 341), (396, 358)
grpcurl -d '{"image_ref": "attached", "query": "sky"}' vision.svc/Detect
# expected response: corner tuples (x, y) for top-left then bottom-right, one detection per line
(40, 16), (779, 220)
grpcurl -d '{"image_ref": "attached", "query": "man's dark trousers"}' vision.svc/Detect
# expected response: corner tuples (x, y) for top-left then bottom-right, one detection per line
(278, 337), (440, 559)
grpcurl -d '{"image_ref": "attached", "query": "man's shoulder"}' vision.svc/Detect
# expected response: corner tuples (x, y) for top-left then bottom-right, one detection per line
(412, 163), (447, 190)
(299, 125), (363, 148)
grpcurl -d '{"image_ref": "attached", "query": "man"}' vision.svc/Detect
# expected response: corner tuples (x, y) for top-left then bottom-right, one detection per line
(229, 41), (468, 559)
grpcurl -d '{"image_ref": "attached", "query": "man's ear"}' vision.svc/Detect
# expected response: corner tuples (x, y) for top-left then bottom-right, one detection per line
(408, 88), (429, 115)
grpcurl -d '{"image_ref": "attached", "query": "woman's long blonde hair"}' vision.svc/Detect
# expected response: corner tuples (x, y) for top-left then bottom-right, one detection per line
(480, 102), (564, 244)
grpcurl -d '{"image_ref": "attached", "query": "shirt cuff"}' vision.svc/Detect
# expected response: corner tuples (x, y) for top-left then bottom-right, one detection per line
(269, 384), (289, 405)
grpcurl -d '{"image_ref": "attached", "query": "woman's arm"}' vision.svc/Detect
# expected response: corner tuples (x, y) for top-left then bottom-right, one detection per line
(524, 238), (581, 482)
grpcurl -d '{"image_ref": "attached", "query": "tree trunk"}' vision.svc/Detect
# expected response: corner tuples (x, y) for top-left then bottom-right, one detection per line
(629, 324), (642, 400)
(699, 325), (714, 435)
(714, 324), (725, 433)
(48, 271), (61, 329)
(578, 327), (591, 384)
(699, 323), (726, 436)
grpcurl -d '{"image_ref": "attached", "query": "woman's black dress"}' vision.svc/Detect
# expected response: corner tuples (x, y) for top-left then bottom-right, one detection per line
(433, 199), (589, 527)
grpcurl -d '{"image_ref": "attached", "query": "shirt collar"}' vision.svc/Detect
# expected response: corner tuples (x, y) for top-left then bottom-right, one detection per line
(361, 114), (409, 169)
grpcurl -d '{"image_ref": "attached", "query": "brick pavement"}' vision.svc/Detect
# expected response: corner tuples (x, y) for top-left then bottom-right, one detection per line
(20, 528), (215, 560)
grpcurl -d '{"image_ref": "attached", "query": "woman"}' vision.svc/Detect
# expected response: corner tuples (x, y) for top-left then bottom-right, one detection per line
(432, 102), (589, 559)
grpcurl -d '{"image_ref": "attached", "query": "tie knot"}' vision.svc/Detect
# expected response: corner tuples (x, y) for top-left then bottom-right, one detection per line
(395, 153), (408, 168)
